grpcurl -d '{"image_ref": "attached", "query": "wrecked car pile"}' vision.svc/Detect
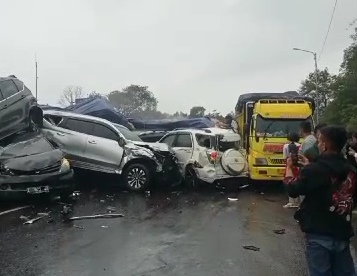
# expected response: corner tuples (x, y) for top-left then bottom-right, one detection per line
(0, 76), (74, 200)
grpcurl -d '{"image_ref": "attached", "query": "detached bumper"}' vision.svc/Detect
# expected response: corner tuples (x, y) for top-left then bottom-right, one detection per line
(0, 169), (74, 198)
(249, 166), (285, 181)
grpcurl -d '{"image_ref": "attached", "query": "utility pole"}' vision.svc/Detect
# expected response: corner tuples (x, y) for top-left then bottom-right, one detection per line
(293, 48), (319, 124)
(35, 54), (38, 100)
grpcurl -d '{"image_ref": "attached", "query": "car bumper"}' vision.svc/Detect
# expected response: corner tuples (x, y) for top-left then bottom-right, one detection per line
(0, 169), (74, 197)
(249, 166), (285, 181)
(195, 167), (249, 185)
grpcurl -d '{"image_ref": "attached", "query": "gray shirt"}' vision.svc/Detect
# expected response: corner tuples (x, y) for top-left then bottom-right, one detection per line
(300, 134), (317, 154)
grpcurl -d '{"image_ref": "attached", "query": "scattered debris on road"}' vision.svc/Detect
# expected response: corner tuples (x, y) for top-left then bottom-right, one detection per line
(228, 197), (238, 202)
(68, 213), (124, 221)
(106, 206), (116, 213)
(273, 229), (286, 235)
(101, 225), (109, 228)
(73, 225), (84, 230)
(243, 245), (260, 251)
(23, 215), (46, 225)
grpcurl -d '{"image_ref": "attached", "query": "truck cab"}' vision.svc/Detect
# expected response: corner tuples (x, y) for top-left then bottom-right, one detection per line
(236, 92), (315, 181)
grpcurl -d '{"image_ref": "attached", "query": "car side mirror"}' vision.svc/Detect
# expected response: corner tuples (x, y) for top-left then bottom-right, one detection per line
(118, 137), (126, 147)
(30, 106), (43, 127)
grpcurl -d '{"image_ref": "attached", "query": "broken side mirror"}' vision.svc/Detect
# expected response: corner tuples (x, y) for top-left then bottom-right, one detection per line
(30, 106), (43, 127)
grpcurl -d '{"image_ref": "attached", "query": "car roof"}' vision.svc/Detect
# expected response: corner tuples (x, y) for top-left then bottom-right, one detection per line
(43, 109), (114, 126)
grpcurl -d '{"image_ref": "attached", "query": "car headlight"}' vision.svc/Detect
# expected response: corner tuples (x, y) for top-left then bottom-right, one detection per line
(60, 158), (70, 173)
(255, 158), (268, 166)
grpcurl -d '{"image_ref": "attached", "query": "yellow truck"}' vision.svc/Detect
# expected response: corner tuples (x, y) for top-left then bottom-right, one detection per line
(235, 91), (315, 181)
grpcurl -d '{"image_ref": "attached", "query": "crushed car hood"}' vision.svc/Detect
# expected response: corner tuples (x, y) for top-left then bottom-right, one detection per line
(0, 133), (63, 172)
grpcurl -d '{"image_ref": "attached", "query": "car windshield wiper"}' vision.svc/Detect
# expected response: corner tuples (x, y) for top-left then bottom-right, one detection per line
(262, 121), (276, 140)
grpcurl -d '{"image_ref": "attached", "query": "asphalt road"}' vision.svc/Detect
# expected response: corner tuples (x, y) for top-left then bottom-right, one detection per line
(0, 183), (349, 276)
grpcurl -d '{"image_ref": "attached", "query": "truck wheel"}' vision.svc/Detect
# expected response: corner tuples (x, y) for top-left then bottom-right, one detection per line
(123, 163), (152, 192)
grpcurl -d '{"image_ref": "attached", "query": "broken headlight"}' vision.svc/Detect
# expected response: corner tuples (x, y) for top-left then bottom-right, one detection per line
(59, 158), (70, 173)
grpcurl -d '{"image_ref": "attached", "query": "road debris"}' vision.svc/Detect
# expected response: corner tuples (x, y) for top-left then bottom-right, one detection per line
(228, 198), (238, 202)
(68, 213), (124, 221)
(106, 206), (116, 213)
(273, 229), (286, 235)
(106, 195), (114, 201)
(73, 225), (84, 230)
(23, 215), (46, 225)
(0, 205), (31, 216)
(100, 200), (105, 203)
(20, 215), (30, 221)
(101, 225), (109, 228)
(240, 184), (249, 189)
(243, 245), (260, 251)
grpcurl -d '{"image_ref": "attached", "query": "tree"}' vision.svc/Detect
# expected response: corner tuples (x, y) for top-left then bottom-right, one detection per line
(320, 27), (357, 129)
(88, 91), (107, 100)
(59, 86), (84, 107)
(107, 85), (158, 116)
(299, 68), (336, 118)
(189, 106), (206, 118)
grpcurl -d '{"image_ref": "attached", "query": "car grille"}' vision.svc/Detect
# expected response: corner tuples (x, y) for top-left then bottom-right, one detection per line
(269, 158), (285, 165)
(11, 161), (61, 176)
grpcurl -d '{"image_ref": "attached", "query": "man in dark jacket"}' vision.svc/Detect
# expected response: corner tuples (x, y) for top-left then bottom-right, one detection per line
(284, 125), (357, 276)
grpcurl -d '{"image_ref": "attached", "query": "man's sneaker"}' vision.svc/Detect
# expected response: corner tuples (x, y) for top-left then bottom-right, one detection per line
(283, 203), (299, 208)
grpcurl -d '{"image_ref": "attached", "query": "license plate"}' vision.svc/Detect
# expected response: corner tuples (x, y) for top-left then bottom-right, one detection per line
(26, 186), (50, 194)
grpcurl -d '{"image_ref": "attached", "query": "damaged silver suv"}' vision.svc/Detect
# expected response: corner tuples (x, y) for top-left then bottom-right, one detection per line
(40, 110), (181, 191)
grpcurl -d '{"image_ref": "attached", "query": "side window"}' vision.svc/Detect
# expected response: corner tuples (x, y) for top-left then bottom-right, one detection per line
(175, 134), (192, 148)
(0, 80), (18, 99)
(196, 134), (212, 148)
(62, 119), (94, 135)
(160, 134), (176, 147)
(13, 79), (24, 92)
(91, 124), (118, 141)
(44, 115), (63, 126)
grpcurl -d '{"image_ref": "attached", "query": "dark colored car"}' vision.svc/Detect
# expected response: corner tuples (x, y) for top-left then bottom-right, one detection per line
(0, 131), (74, 200)
(0, 75), (43, 141)
(137, 130), (168, 143)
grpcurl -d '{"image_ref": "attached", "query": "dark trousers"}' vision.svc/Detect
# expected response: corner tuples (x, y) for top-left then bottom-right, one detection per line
(306, 233), (356, 276)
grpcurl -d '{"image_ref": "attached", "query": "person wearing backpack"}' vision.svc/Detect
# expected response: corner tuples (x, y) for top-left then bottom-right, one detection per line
(284, 125), (357, 276)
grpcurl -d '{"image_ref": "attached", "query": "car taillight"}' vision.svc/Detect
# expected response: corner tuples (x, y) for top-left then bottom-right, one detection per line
(207, 151), (218, 163)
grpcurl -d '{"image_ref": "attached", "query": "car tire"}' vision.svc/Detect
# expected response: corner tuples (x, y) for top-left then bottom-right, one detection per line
(123, 163), (152, 192)
(184, 165), (199, 189)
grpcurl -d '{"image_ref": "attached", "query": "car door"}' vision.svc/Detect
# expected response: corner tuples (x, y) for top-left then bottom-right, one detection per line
(84, 122), (124, 173)
(171, 133), (194, 173)
(0, 79), (28, 139)
(42, 117), (91, 168)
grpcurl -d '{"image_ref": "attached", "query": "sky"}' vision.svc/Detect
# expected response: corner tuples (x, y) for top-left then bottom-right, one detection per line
(1, 0), (356, 115)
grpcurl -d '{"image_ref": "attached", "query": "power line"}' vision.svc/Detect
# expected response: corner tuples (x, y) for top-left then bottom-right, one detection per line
(318, 0), (338, 61)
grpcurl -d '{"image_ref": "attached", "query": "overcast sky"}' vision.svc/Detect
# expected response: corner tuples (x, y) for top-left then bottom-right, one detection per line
(1, 0), (356, 115)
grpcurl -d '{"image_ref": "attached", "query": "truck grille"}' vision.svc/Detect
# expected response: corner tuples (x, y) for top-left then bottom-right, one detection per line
(269, 158), (285, 165)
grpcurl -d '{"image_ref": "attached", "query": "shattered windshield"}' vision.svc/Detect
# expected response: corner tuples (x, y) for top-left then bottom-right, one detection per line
(113, 124), (143, 142)
(255, 116), (313, 137)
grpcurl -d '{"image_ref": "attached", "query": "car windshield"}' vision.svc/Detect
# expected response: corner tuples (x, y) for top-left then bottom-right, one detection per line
(113, 124), (143, 142)
(255, 116), (313, 138)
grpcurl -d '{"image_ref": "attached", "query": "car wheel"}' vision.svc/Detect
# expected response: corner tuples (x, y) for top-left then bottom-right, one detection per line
(185, 166), (199, 189)
(123, 163), (151, 192)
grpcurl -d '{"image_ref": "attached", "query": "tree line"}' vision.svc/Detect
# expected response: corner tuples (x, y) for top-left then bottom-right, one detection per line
(59, 85), (228, 120)
(299, 26), (357, 130)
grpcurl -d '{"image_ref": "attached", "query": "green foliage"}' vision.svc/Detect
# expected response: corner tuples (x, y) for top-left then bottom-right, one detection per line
(107, 85), (158, 116)
(301, 26), (357, 130)
(189, 106), (206, 118)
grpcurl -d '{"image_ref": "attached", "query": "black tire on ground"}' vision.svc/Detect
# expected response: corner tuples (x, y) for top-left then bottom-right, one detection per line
(184, 165), (200, 189)
(123, 163), (152, 192)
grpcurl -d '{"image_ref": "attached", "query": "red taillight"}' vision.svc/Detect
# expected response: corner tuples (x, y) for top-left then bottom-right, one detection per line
(210, 151), (217, 160)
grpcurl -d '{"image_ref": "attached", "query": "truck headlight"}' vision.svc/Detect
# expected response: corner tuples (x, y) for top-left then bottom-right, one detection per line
(255, 158), (268, 166)
(60, 158), (70, 173)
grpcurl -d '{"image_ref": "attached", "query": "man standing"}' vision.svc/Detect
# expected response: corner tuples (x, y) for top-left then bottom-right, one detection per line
(300, 121), (319, 161)
(284, 125), (356, 276)
(219, 114), (239, 133)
